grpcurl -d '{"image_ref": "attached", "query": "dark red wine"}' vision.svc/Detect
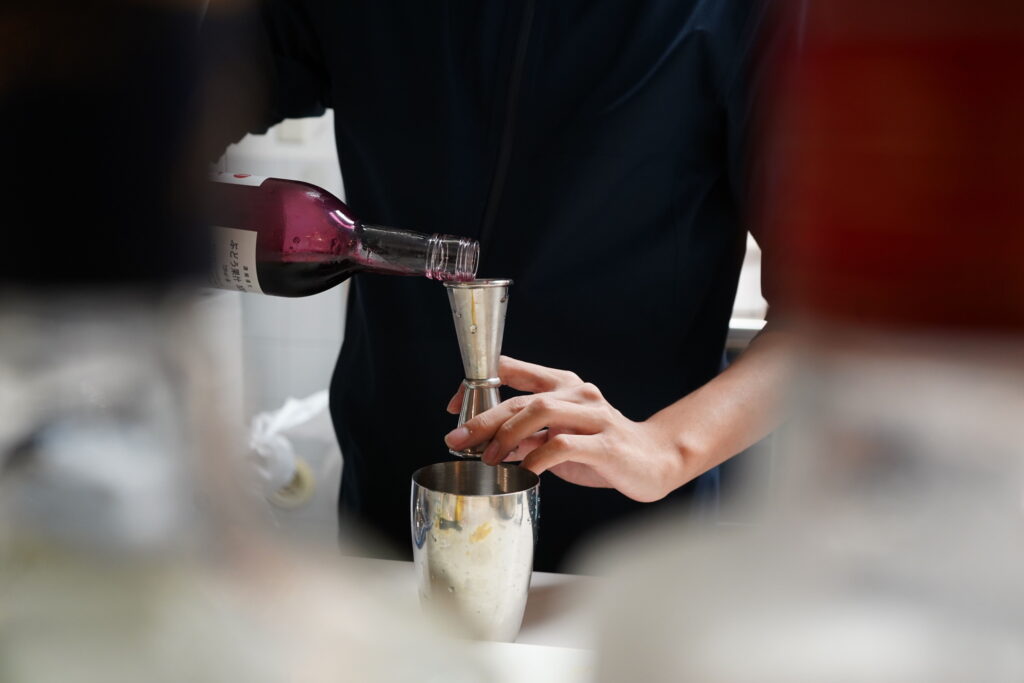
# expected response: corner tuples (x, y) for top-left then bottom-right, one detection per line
(207, 173), (478, 297)
(253, 261), (359, 298)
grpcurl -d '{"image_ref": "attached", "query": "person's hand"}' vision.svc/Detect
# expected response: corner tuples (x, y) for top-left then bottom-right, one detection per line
(444, 357), (687, 502)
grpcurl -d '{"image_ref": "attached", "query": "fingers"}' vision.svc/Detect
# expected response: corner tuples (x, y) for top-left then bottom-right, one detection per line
(497, 356), (583, 394)
(445, 357), (580, 414)
(444, 357), (596, 459)
(480, 398), (606, 465)
(444, 394), (529, 451)
(520, 433), (600, 476)
(445, 391), (607, 458)
(447, 376), (597, 418)
(497, 432), (548, 462)
(446, 382), (466, 415)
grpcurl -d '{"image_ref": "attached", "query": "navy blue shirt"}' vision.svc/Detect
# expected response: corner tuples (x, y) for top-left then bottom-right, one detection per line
(237, 0), (766, 570)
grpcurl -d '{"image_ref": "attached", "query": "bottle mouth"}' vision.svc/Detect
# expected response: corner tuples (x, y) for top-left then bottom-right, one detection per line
(426, 235), (480, 282)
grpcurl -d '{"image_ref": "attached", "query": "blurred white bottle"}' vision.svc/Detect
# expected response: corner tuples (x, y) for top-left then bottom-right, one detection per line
(0, 290), (490, 683)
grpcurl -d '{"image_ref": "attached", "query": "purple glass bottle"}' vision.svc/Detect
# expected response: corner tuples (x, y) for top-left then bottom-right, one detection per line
(207, 173), (479, 296)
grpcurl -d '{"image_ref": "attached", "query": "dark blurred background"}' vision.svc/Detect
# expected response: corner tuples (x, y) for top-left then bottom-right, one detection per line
(0, 0), (223, 287)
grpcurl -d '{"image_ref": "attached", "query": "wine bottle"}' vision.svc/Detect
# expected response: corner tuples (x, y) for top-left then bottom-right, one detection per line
(207, 173), (479, 296)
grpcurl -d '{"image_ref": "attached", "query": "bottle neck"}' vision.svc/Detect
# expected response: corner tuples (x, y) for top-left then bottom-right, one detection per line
(357, 225), (479, 282)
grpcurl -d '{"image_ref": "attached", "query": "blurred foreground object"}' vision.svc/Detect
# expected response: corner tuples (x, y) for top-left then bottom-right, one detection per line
(590, 338), (1024, 682)
(760, 0), (1024, 332)
(588, 1), (1024, 680)
(0, 293), (265, 681)
(0, 0), (212, 285)
(0, 294), (490, 682)
(0, 3), (491, 680)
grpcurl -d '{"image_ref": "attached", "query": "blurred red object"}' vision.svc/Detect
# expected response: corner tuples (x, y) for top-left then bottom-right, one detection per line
(759, 0), (1024, 333)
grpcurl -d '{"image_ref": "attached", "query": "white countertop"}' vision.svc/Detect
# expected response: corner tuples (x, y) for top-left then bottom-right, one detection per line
(350, 558), (599, 682)
(356, 557), (597, 648)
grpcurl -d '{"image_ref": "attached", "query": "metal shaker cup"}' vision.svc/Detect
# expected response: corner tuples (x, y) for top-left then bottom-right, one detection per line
(411, 461), (539, 641)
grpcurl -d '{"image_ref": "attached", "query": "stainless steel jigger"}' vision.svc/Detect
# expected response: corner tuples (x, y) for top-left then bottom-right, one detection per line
(444, 279), (512, 458)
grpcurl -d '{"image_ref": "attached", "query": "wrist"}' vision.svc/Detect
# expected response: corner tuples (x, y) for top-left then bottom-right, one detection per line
(644, 412), (704, 492)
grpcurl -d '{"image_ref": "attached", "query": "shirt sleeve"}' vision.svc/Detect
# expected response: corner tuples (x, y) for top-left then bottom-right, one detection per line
(200, 0), (329, 156)
(258, 0), (330, 122)
(717, 0), (779, 315)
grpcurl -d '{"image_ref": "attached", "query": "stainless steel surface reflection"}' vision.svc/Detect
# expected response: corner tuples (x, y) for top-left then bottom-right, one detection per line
(444, 279), (512, 458)
(411, 461), (540, 642)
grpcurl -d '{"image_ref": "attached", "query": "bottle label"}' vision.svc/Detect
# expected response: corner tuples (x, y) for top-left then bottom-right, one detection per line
(211, 227), (262, 294)
(210, 172), (268, 187)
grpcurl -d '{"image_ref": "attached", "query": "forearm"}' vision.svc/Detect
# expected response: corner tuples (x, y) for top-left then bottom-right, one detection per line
(648, 324), (795, 487)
